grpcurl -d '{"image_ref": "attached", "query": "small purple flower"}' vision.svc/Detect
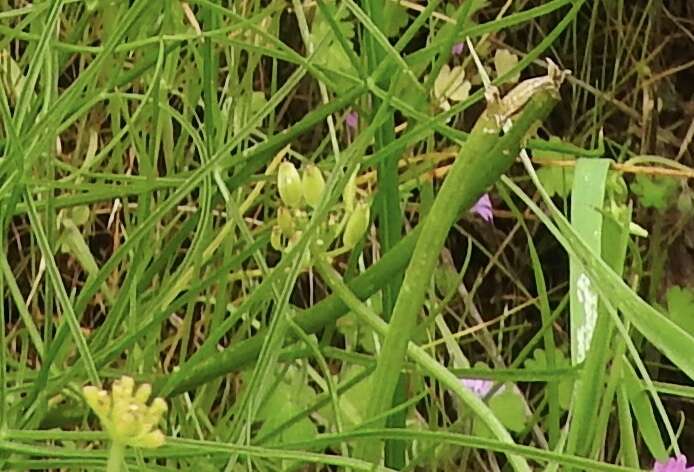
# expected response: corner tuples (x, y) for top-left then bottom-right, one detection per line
(653, 455), (694, 472)
(461, 378), (494, 398)
(345, 111), (358, 130)
(471, 193), (493, 223)
(451, 42), (465, 56)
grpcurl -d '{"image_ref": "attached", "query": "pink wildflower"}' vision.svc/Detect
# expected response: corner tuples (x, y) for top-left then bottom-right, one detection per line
(652, 455), (694, 472)
(451, 42), (464, 56)
(461, 378), (494, 398)
(471, 193), (493, 223)
(345, 111), (358, 130)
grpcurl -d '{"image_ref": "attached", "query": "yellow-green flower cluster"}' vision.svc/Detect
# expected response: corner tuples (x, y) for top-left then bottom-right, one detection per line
(83, 376), (167, 449)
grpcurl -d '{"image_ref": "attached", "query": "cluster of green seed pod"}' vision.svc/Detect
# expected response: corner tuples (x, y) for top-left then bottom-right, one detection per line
(272, 161), (371, 257)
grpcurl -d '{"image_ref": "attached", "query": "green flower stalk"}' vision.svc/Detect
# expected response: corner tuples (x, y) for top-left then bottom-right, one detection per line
(83, 376), (167, 472)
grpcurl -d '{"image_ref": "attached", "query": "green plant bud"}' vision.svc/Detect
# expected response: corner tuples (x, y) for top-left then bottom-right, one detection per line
(277, 207), (295, 236)
(70, 205), (91, 226)
(343, 201), (370, 248)
(343, 170), (357, 212)
(277, 161), (303, 208)
(629, 221), (649, 238)
(271, 225), (283, 251)
(302, 164), (326, 208)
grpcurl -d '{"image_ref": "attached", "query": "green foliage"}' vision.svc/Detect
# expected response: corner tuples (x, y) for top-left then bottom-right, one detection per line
(436, 1), (489, 41)
(622, 362), (668, 461)
(524, 349), (574, 410)
(494, 49), (520, 84)
(318, 366), (371, 428)
(3, 0), (693, 470)
(489, 387), (527, 433)
(665, 286), (694, 336)
(256, 368), (318, 445)
(472, 384), (527, 436)
(310, 1), (357, 92)
(382, 0), (409, 38)
(630, 174), (678, 210)
(534, 137), (575, 198)
(434, 264), (459, 296)
(336, 309), (378, 353)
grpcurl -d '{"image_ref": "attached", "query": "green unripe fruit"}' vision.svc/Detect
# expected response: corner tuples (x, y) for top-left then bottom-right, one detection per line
(343, 170), (357, 212)
(277, 207), (295, 236)
(278, 161), (303, 208)
(343, 202), (370, 248)
(302, 165), (326, 208)
(271, 225), (283, 251)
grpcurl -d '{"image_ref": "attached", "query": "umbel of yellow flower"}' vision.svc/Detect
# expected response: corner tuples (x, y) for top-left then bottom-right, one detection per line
(83, 376), (167, 449)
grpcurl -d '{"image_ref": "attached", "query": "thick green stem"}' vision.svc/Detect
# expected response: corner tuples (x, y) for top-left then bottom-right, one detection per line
(159, 225), (421, 396)
(315, 258), (531, 472)
(359, 90), (558, 465)
(360, 0), (406, 464)
(106, 441), (125, 472)
(153, 92), (556, 399)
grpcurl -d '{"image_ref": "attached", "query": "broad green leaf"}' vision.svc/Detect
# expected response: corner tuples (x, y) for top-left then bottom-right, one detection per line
(494, 49), (520, 84)
(622, 361), (668, 461)
(310, 0), (357, 92)
(256, 368), (318, 445)
(318, 366), (371, 428)
(473, 385), (527, 436)
(433, 65), (471, 105)
(490, 387), (527, 432)
(311, 1), (354, 42)
(570, 158), (610, 364)
(630, 174), (678, 210)
(336, 311), (377, 353)
(511, 154), (694, 389)
(524, 349), (574, 410)
(666, 286), (694, 336)
(382, 0), (409, 38)
(534, 138), (575, 198)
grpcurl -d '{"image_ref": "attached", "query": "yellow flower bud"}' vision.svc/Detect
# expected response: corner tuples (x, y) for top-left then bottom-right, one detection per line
(138, 430), (166, 449)
(277, 161), (303, 208)
(343, 202), (370, 248)
(134, 383), (152, 404)
(82, 376), (167, 450)
(302, 165), (326, 208)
